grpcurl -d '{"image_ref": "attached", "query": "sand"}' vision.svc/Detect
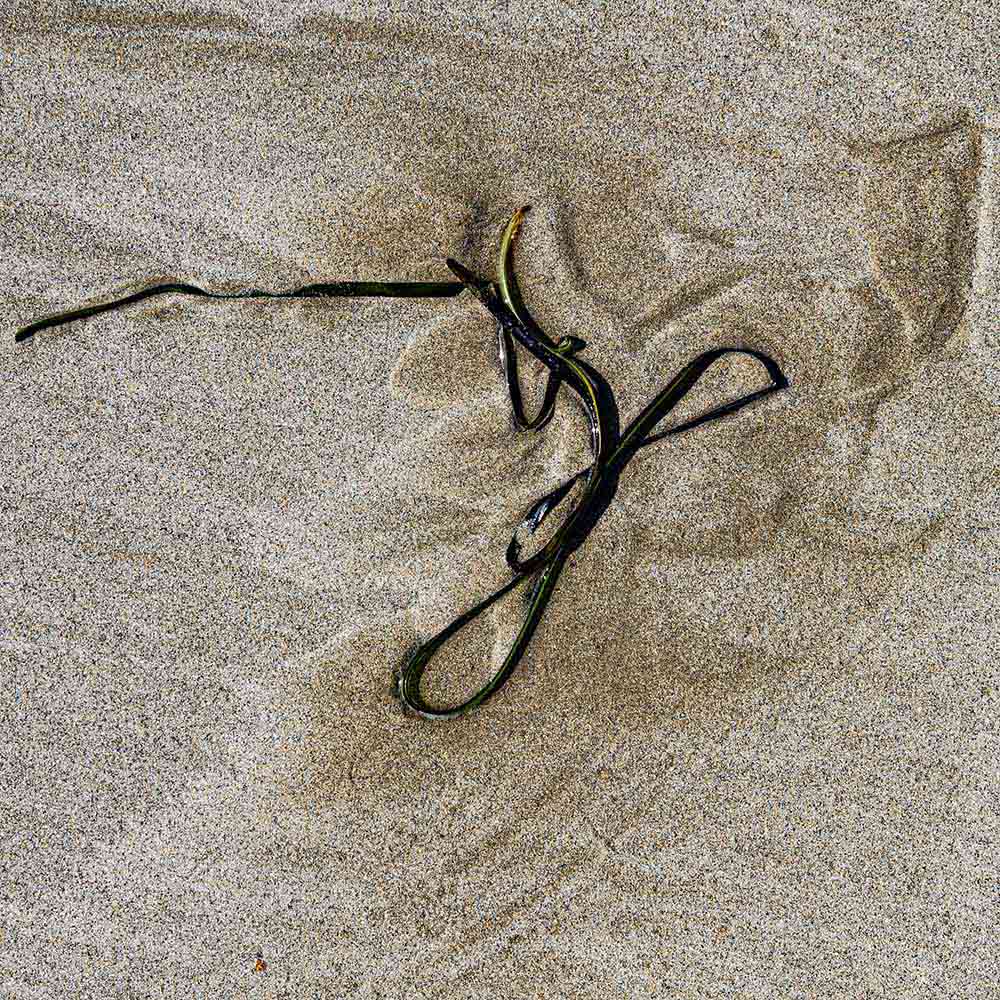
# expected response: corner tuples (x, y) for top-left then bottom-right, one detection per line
(2, 4), (998, 998)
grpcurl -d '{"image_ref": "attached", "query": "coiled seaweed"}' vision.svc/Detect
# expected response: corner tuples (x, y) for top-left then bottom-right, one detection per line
(13, 206), (789, 721)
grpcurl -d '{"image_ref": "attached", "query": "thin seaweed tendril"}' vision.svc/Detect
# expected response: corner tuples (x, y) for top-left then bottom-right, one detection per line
(12, 207), (790, 721)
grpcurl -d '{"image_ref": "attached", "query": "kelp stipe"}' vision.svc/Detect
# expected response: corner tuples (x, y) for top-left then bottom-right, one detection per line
(394, 242), (789, 720)
(12, 206), (790, 721)
(13, 280), (465, 344)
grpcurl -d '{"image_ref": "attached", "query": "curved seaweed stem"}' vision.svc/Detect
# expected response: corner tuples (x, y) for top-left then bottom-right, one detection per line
(13, 279), (464, 344)
(12, 204), (791, 723)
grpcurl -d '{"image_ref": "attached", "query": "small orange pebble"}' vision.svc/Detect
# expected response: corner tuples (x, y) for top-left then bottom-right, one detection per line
(254, 951), (267, 973)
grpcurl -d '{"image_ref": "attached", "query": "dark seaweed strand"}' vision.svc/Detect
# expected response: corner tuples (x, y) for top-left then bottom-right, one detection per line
(11, 211), (789, 724)
(498, 328), (562, 431)
(395, 260), (609, 720)
(495, 205), (587, 432)
(13, 280), (465, 343)
(394, 226), (789, 720)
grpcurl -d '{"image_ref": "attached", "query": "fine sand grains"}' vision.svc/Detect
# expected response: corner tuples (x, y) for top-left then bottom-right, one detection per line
(2, 9), (998, 999)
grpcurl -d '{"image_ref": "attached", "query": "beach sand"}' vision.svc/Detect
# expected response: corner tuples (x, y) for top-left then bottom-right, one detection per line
(2, 4), (998, 997)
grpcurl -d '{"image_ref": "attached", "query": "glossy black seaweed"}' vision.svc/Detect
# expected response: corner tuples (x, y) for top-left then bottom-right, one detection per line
(13, 209), (789, 722)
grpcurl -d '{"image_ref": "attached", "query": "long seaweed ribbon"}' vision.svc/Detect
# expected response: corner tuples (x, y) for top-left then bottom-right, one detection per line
(11, 207), (790, 721)
(396, 252), (788, 719)
(13, 280), (465, 344)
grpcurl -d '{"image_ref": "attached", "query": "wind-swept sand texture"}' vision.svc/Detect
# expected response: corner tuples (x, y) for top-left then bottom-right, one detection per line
(2, 5), (998, 998)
